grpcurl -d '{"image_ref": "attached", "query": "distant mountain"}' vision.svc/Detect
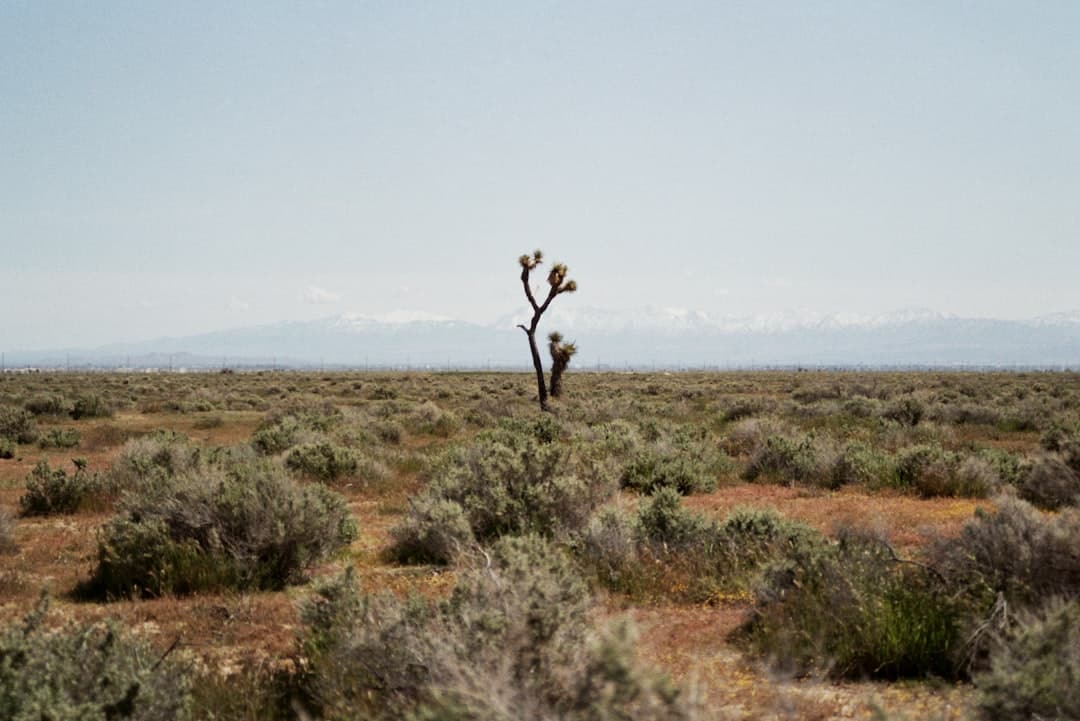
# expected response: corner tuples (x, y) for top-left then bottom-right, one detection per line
(6, 307), (1080, 370)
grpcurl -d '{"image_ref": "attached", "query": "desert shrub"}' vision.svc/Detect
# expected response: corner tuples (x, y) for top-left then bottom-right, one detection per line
(1017, 454), (1080, 510)
(19, 458), (105, 516)
(792, 383), (841, 404)
(883, 396), (925, 426)
(829, 442), (894, 488)
(0, 405), (37, 444)
(71, 393), (113, 419)
(743, 529), (961, 679)
(300, 536), (698, 721)
(285, 442), (358, 482)
(0, 438), (14, 459)
(23, 393), (71, 416)
(373, 421), (403, 444)
(933, 497), (1080, 607)
(721, 398), (768, 422)
(191, 413), (224, 429)
(583, 491), (818, 602)
(407, 401), (459, 437)
(621, 423), (729, 495)
(86, 462), (356, 597)
(743, 432), (832, 486)
(37, 427), (81, 449)
(390, 421), (611, 564)
(890, 445), (991, 498)
(107, 434), (203, 489)
(251, 403), (343, 455)
(841, 395), (880, 419)
(250, 416), (302, 455)
(975, 597), (1080, 721)
(0, 595), (192, 721)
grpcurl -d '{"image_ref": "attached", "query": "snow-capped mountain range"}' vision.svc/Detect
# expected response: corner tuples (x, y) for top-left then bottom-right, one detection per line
(7, 306), (1080, 369)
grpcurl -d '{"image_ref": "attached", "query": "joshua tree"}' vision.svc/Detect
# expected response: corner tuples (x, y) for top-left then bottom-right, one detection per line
(517, 250), (577, 411)
(547, 331), (577, 399)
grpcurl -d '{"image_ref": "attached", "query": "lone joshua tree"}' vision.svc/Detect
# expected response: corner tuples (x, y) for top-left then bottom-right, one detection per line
(517, 250), (577, 411)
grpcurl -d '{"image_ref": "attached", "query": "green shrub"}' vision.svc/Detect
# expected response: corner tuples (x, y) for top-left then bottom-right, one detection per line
(19, 458), (104, 516)
(390, 424), (612, 564)
(975, 598), (1080, 721)
(23, 393), (71, 416)
(0, 438), (14, 459)
(301, 536), (698, 721)
(37, 427), (81, 449)
(830, 442), (894, 488)
(285, 442), (358, 482)
(883, 396), (925, 426)
(0, 405), (37, 444)
(1016, 454), (1080, 510)
(891, 445), (991, 498)
(933, 497), (1080, 607)
(0, 595), (192, 721)
(250, 416), (302, 455)
(71, 393), (113, 419)
(107, 434), (203, 489)
(86, 462), (357, 597)
(744, 433), (830, 486)
(621, 423), (729, 494)
(743, 529), (961, 679)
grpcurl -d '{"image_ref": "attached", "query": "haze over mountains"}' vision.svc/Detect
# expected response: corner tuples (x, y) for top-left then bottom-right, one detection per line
(6, 306), (1080, 370)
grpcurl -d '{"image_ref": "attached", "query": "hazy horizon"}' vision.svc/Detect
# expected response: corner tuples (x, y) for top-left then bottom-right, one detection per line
(4, 3), (1078, 350)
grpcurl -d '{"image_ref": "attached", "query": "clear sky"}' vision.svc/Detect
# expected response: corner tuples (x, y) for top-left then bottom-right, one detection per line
(2, 1), (1078, 350)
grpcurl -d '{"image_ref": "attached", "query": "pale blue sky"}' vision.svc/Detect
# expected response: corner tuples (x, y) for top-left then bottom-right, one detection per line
(2, 1), (1078, 349)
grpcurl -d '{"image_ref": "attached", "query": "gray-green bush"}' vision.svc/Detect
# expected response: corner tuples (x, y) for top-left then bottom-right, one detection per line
(19, 458), (104, 516)
(301, 536), (699, 721)
(391, 421), (613, 564)
(743, 528), (962, 679)
(975, 598), (1080, 721)
(0, 405), (37, 444)
(0, 596), (193, 721)
(285, 442), (358, 482)
(86, 461), (357, 597)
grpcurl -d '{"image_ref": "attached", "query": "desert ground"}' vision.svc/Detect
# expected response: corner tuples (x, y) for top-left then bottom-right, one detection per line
(1, 369), (1076, 720)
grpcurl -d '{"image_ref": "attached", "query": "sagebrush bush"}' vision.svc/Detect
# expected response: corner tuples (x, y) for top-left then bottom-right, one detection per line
(975, 597), (1080, 721)
(830, 442), (894, 488)
(890, 445), (993, 498)
(285, 442), (358, 482)
(619, 423), (729, 495)
(87, 461), (357, 597)
(0, 405), (37, 444)
(933, 497), (1080, 607)
(0, 438), (14, 459)
(0, 595), (192, 721)
(19, 458), (105, 516)
(582, 490), (819, 602)
(744, 432), (834, 486)
(71, 393), (113, 419)
(37, 427), (81, 449)
(882, 396), (925, 426)
(23, 393), (71, 416)
(1016, 454), (1080, 510)
(106, 433), (204, 490)
(390, 421), (613, 564)
(301, 535), (699, 721)
(251, 403), (343, 455)
(743, 528), (962, 679)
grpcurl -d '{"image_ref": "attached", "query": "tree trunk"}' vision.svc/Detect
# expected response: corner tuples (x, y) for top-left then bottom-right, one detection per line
(526, 329), (549, 410)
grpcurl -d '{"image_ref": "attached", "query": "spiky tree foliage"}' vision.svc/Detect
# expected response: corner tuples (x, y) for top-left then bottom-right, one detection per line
(548, 331), (577, 399)
(517, 250), (577, 411)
